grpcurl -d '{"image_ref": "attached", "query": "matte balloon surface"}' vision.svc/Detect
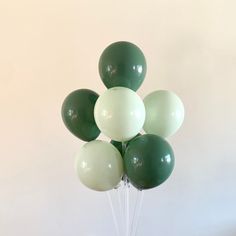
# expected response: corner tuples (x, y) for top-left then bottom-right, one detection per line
(143, 90), (184, 138)
(111, 133), (141, 156)
(94, 87), (145, 142)
(124, 134), (175, 190)
(75, 140), (124, 191)
(99, 41), (146, 91)
(61, 89), (100, 141)
(110, 140), (123, 156)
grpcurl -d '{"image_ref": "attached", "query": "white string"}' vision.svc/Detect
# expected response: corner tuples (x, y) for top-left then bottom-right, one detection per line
(130, 189), (139, 235)
(125, 179), (130, 236)
(122, 176), (127, 235)
(108, 181), (144, 236)
(131, 190), (144, 236)
(106, 191), (120, 236)
(108, 142), (145, 236)
(116, 187), (125, 235)
(116, 187), (123, 219)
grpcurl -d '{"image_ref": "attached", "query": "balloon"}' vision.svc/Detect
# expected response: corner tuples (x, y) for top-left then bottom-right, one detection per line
(99, 41), (147, 91)
(61, 89), (100, 141)
(143, 90), (184, 138)
(110, 140), (123, 155)
(94, 87), (145, 142)
(110, 133), (141, 156)
(124, 134), (174, 190)
(75, 140), (124, 191)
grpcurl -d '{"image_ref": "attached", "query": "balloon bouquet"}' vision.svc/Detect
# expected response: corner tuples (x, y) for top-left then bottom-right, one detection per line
(61, 41), (184, 236)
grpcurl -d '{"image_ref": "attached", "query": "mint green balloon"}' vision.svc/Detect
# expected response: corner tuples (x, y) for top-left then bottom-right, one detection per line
(94, 87), (145, 142)
(75, 140), (124, 191)
(143, 90), (185, 138)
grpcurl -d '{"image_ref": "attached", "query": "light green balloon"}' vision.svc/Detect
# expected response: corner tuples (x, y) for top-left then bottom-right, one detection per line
(94, 87), (146, 142)
(143, 90), (185, 138)
(75, 140), (124, 191)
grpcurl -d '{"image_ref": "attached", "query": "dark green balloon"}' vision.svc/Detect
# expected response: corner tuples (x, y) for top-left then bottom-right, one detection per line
(61, 89), (100, 141)
(111, 140), (123, 155)
(99, 41), (147, 91)
(111, 133), (141, 156)
(124, 134), (175, 190)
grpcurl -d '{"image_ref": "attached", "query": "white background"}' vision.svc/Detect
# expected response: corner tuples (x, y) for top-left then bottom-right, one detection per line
(0, 0), (236, 235)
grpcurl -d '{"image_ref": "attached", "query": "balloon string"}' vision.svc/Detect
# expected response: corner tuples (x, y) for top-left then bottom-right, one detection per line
(106, 191), (120, 236)
(130, 189), (139, 235)
(131, 190), (144, 236)
(116, 186), (125, 235)
(125, 179), (130, 236)
(116, 187), (123, 219)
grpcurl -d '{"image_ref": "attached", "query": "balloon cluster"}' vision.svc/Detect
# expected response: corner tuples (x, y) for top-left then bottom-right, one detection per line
(61, 41), (184, 191)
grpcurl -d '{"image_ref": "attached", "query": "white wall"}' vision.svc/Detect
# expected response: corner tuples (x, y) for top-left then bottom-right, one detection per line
(1, 0), (236, 235)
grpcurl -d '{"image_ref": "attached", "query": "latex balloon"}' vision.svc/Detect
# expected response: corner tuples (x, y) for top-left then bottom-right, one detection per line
(61, 89), (100, 141)
(94, 87), (145, 142)
(75, 140), (124, 191)
(99, 41), (147, 91)
(143, 90), (184, 138)
(124, 134), (175, 190)
(110, 140), (123, 155)
(110, 133), (141, 156)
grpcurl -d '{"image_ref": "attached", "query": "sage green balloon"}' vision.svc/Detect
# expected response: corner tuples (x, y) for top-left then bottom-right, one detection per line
(61, 89), (100, 141)
(99, 41), (147, 91)
(75, 140), (124, 191)
(124, 134), (175, 190)
(143, 90), (185, 138)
